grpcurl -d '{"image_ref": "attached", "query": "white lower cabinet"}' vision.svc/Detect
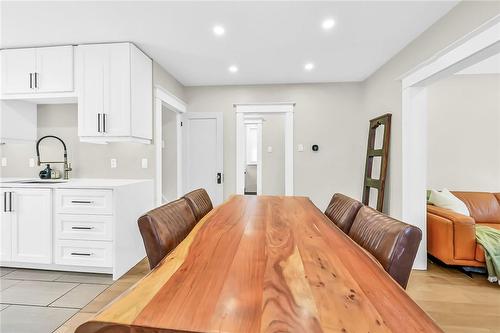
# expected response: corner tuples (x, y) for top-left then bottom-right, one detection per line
(2, 188), (52, 264)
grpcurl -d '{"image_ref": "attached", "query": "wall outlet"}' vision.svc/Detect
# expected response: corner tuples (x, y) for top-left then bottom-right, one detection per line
(110, 158), (117, 168)
(267, 146), (273, 153)
(1, 157), (6, 167)
(297, 144), (304, 152)
(141, 158), (148, 169)
(29, 158), (35, 168)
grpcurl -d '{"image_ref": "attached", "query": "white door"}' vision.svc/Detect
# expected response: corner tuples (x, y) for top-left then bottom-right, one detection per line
(0, 189), (13, 261)
(183, 112), (223, 205)
(0, 48), (36, 94)
(11, 188), (52, 264)
(36, 46), (74, 93)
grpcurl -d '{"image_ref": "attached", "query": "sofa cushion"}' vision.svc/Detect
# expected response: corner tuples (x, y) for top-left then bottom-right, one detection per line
(429, 189), (470, 216)
(452, 192), (500, 223)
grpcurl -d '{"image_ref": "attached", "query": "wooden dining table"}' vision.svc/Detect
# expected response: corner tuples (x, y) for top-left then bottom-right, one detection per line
(76, 195), (442, 333)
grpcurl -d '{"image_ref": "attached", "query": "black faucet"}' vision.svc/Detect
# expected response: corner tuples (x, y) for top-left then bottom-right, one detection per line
(36, 135), (72, 180)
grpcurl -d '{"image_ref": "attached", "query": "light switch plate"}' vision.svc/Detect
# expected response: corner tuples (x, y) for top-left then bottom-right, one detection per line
(267, 146), (273, 153)
(110, 158), (117, 168)
(297, 144), (304, 152)
(1, 157), (6, 167)
(141, 158), (148, 169)
(29, 158), (35, 168)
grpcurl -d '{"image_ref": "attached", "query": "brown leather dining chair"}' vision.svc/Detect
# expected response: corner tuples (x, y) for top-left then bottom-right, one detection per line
(324, 193), (364, 234)
(138, 198), (197, 269)
(348, 206), (422, 289)
(183, 188), (213, 222)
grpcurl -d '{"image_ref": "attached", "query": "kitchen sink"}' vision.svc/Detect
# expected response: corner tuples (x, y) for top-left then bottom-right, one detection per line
(3, 179), (69, 184)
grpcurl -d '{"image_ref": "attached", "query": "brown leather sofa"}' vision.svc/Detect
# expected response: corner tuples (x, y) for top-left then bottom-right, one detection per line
(427, 191), (500, 267)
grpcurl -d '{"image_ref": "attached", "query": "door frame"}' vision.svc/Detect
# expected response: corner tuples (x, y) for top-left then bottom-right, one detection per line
(182, 112), (224, 205)
(400, 16), (500, 270)
(154, 85), (186, 206)
(244, 118), (263, 195)
(235, 103), (295, 195)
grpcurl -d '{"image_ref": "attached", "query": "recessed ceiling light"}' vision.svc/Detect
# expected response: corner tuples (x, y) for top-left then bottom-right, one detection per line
(213, 25), (225, 36)
(322, 18), (335, 30)
(304, 63), (315, 71)
(229, 65), (238, 73)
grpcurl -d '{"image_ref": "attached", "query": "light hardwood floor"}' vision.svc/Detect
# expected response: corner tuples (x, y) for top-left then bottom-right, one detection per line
(57, 259), (500, 333)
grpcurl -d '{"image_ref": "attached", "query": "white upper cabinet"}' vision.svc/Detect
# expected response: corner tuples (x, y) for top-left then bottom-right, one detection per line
(77, 43), (152, 143)
(0, 46), (74, 98)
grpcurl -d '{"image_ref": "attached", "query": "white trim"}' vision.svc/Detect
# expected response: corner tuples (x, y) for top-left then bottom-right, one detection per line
(400, 16), (500, 270)
(235, 103), (294, 195)
(154, 87), (187, 206)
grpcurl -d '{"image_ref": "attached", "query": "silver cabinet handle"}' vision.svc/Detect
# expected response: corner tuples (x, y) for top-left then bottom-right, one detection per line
(34, 72), (39, 89)
(70, 252), (93, 256)
(97, 114), (101, 133)
(29, 73), (33, 89)
(70, 200), (94, 204)
(8, 192), (12, 212)
(3, 192), (6, 212)
(71, 226), (94, 230)
(102, 113), (106, 133)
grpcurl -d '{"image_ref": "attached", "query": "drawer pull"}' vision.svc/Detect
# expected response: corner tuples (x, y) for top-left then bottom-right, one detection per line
(71, 200), (94, 204)
(70, 252), (93, 256)
(71, 226), (94, 230)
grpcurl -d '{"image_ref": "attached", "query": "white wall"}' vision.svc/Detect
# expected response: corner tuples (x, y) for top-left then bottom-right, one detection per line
(162, 106), (178, 201)
(427, 74), (500, 191)
(261, 113), (285, 195)
(361, 1), (500, 218)
(185, 83), (365, 209)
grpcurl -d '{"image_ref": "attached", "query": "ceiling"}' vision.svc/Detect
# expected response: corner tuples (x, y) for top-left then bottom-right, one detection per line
(456, 53), (500, 75)
(1, 1), (458, 86)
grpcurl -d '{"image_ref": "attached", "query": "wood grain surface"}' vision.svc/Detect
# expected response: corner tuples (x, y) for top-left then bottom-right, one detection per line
(76, 195), (442, 333)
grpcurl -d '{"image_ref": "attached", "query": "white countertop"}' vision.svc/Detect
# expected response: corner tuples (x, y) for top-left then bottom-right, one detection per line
(0, 178), (153, 189)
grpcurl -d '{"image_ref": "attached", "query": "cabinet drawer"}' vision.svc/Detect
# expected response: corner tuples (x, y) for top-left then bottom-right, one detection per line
(55, 240), (112, 267)
(55, 189), (112, 215)
(55, 214), (112, 241)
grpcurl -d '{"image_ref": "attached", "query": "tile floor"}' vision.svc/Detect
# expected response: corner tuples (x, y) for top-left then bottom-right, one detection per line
(0, 267), (113, 333)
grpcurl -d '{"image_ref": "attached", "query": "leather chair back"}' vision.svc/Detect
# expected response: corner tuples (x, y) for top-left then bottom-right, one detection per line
(324, 193), (363, 233)
(348, 206), (422, 289)
(184, 188), (213, 222)
(138, 198), (197, 269)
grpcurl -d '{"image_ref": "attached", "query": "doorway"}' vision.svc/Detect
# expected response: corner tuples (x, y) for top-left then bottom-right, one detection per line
(154, 87), (186, 206)
(400, 17), (500, 269)
(244, 118), (262, 195)
(235, 103), (294, 196)
(183, 112), (224, 205)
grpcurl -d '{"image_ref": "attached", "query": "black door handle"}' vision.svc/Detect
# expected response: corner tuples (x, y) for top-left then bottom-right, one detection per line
(217, 173), (222, 184)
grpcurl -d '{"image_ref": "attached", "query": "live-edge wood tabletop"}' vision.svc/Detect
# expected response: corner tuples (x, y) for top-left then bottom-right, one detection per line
(76, 195), (442, 333)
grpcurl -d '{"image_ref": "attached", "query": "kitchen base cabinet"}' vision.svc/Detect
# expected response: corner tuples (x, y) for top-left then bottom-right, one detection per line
(0, 180), (153, 280)
(1, 188), (51, 264)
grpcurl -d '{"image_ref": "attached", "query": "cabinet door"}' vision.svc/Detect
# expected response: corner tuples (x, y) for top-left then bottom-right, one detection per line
(11, 188), (52, 264)
(0, 189), (12, 261)
(103, 43), (131, 136)
(0, 48), (36, 94)
(77, 45), (106, 137)
(36, 46), (74, 93)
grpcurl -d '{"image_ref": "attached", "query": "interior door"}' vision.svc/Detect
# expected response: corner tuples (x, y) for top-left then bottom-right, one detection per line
(0, 189), (12, 261)
(183, 112), (223, 205)
(11, 188), (52, 264)
(0, 48), (36, 94)
(36, 46), (74, 93)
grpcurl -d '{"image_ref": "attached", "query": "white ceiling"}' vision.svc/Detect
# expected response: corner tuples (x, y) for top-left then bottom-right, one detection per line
(1, 1), (458, 86)
(456, 53), (500, 75)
